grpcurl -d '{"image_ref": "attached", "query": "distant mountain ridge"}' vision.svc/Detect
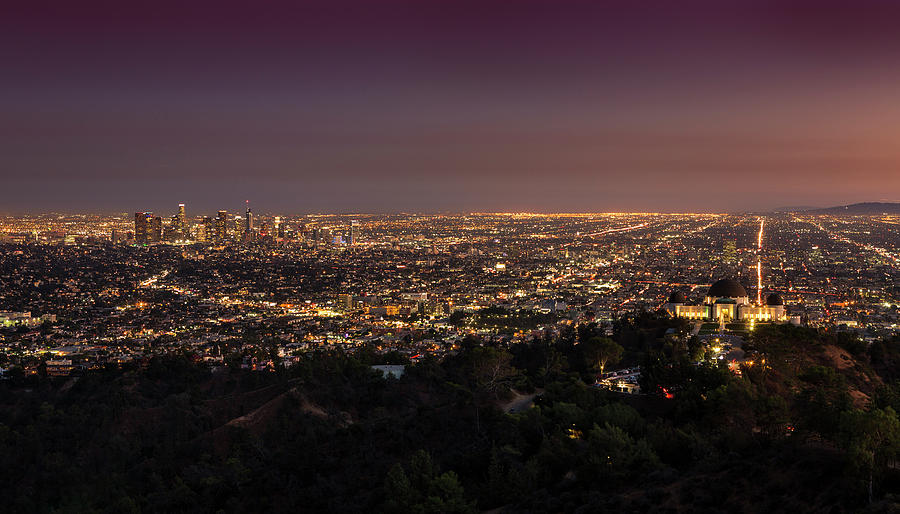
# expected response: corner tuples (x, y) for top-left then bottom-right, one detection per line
(802, 202), (900, 214)
(771, 205), (821, 213)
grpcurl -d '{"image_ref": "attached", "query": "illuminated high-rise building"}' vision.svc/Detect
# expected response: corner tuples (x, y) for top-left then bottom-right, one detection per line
(231, 216), (240, 236)
(166, 215), (180, 241)
(723, 240), (737, 264)
(134, 212), (153, 244)
(111, 229), (127, 244)
(149, 216), (163, 243)
(175, 204), (186, 239)
(199, 216), (214, 242)
(215, 211), (228, 242)
(349, 220), (359, 245)
(245, 202), (253, 234)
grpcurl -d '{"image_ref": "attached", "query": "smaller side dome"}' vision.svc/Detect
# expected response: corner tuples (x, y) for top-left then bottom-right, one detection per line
(766, 293), (784, 306)
(667, 291), (686, 304)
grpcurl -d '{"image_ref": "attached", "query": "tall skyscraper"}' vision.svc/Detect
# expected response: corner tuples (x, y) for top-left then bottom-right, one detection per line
(215, 211), (228, 242)
(233, 216), (243, 238)
(134, 212), (152, 244)
(274, 216), (284, 239)
(349, 220), (359, 245)
(175, 203), (186, 239)
(199, 216), (214, 242)
(111, 229), (127, 244)
(150, 216), (163, 243)
(167, 215), (180, 241)
(245, 202), (253, 234)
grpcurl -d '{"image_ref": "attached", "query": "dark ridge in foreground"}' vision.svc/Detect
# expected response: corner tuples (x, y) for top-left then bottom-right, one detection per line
(1, 317), (899, 513)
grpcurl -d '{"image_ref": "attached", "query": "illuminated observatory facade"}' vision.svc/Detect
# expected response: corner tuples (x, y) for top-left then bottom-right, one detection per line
(665, 278), (786, 322)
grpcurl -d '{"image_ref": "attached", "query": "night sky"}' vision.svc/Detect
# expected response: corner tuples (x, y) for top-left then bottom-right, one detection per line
(3, 0), (900, 214)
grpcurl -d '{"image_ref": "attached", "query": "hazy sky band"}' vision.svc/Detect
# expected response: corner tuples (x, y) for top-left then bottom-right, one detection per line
(3, 0), (900, 213)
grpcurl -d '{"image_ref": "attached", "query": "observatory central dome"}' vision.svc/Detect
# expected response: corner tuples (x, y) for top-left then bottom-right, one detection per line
(707, 278), (748, 298)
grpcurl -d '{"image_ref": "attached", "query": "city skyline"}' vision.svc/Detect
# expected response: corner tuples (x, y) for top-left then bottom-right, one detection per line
(4, 1), (900, 213)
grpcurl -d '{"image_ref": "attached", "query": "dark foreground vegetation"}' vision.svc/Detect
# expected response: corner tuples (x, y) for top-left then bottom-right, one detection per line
(1, 314), (900, 513)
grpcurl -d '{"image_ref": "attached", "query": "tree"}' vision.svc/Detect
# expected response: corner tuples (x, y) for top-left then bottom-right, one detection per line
(839, 407), (900, 504)
(581, 423), (660, 481)
(538, 347), (565, 383)
(384, 464), (414, 513)
(407, 450), (437, 491)
(582, 337), (624, 374)
(797, 366), (852, 437)
(383, 451), (475, 514)
(471, 347), (517, 398)
(448, 311), (468, 326)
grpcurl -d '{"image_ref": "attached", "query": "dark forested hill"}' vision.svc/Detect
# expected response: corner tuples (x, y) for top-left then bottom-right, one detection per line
(0, 318), (899, 513)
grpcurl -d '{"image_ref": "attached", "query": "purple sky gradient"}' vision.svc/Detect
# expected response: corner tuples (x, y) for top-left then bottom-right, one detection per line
(3, 0), (900, 214)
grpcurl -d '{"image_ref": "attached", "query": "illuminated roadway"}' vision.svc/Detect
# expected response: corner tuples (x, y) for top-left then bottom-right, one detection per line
(756, 217), (764, 305)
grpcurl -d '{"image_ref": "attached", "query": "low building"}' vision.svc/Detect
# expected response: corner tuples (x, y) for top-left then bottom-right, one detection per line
(371, 364), (405, 379)
(46, 359), (74, 377)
